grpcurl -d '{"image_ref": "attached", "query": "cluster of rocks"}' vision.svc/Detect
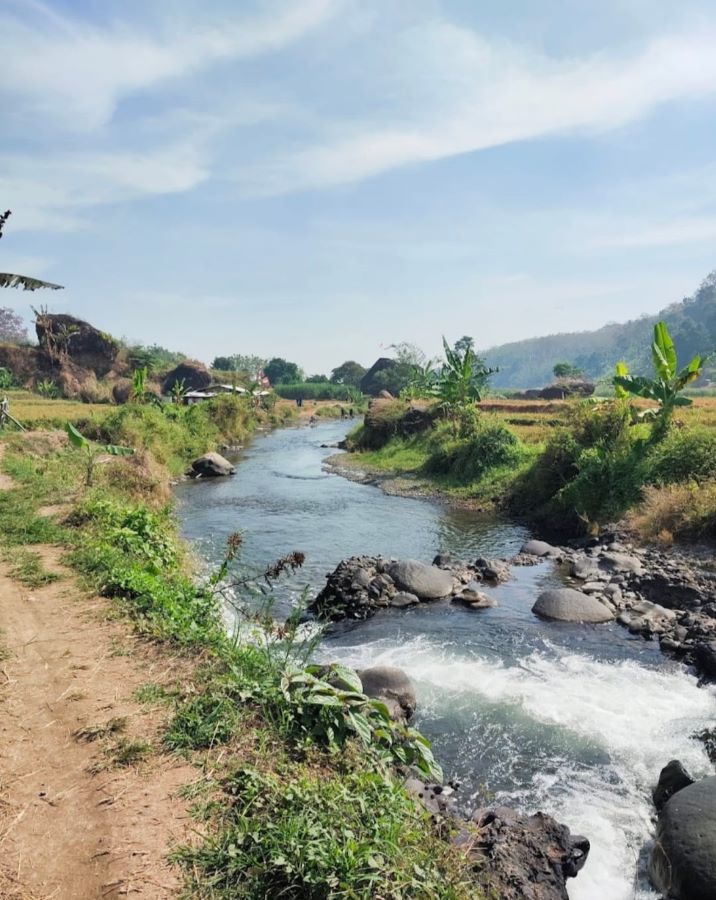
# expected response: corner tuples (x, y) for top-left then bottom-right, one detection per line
(650, 760), (716, 899)
(351, 665), (589, 898)
(309, 554), (509, 621)
(521, 535), (716, 680)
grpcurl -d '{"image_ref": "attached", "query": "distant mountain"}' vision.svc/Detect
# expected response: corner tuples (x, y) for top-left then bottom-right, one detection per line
(482, 272), (716, 389)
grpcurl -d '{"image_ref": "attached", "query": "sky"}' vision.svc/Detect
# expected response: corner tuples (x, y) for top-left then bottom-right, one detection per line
(2, 0), (716, 373)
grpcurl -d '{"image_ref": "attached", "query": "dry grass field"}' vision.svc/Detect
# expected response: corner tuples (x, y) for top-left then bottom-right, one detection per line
(478, 397), (716, 444)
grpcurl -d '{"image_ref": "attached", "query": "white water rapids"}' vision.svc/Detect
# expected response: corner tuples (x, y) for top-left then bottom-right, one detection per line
(324, 636), (716, 900)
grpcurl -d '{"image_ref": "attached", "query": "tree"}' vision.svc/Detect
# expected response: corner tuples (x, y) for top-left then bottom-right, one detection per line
(212, 354), (266, 375)
(436, 336), (497, 411)
(553, 361), (584, 379)
(0, 307), (29, 344)
(613, 321), (710, 434)
(264, 357), (303, 385)
(0, 210), (64, 292)
(453, 335), (475, 355)
(330, 360), (366, 387)
(306, 373), (329, 383)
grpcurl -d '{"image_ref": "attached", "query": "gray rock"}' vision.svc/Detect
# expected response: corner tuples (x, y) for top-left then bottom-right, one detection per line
(357, 666), (417, 722)
(581, 581), (606, 594)
(598, 551), (645, 576)
(653, 760), (695, 812)
(532, 588), (615, 624)
(475, 557), (510, 583)
(351, 569), (372, 590)
(571, 558), (600, 580)
(650, 776), (716, 899)
(189, 451), (235, 478)
(390, 591), (419, 608)
(456, 585), (497, 609)
(521, 540), (557, 558)
(386, 559), (454, 600)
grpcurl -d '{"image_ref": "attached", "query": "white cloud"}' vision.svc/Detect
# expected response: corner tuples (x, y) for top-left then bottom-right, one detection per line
(590, 215), (716, 249)
(236, 23), (716, 194)
(0, 0), (338, 131)
(0, 138), (212, 232)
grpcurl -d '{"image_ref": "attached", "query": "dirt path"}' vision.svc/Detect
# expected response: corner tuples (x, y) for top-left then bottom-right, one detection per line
(0, 541), (194, 899)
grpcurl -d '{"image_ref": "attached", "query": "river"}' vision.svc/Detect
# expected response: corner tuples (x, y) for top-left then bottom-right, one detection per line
(174, 420), (716, 900)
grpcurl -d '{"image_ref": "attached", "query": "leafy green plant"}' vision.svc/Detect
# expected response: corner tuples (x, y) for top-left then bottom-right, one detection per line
(280, 664), (442, 781)
(65, 422), (134, 485)
(36, 378), (60, 398)
(613, 321), (710, 432)
(0, 367), (14, 389)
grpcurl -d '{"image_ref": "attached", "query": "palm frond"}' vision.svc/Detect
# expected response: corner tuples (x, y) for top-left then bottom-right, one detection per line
(0, 272), (64, 291)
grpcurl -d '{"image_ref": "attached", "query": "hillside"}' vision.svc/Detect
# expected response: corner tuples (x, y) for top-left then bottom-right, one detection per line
(483, 272), (716, 389)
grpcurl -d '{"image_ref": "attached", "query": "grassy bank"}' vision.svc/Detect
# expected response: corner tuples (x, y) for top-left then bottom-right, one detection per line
(0, 406), (483, 898)
(343, 398), (716, 540)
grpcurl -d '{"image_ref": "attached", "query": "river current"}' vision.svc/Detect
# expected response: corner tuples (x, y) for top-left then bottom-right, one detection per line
(174, 420), (716, 900)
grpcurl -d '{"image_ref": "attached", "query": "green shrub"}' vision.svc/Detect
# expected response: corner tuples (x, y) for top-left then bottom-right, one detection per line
(176, 766), (469, 899)
(646, 427), (716, 485)
(425, 422), (523, 481)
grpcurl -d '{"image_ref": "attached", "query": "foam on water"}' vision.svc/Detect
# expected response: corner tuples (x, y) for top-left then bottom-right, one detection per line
(324, 636), (716, 900)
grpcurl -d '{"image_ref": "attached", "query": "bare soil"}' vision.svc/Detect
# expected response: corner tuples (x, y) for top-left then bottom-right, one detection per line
(0, 543), (195, 899)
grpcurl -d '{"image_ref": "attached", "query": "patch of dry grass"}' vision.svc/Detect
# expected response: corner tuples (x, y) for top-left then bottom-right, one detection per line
(628, 480), (716, 542)
(2, 390), (110, 430)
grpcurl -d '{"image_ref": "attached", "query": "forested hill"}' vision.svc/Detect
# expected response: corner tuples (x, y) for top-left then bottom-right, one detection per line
(482, 272), (716, 389)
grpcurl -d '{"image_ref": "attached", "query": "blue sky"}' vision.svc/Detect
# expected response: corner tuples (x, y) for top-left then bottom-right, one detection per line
(2, 0), (716, 372)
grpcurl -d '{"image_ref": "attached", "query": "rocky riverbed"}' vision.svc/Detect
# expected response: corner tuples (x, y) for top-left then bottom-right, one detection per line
(310, 532), (716, 681)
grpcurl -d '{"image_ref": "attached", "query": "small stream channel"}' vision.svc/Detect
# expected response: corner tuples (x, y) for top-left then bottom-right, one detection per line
(174, 420), (716, 900)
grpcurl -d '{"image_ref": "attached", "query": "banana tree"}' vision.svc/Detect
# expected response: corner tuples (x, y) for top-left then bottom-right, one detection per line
(437, 336), (497, 408)
(65, 422), (134, 486)
(613, 321), (710, 431)
(1, 211), (64, 291)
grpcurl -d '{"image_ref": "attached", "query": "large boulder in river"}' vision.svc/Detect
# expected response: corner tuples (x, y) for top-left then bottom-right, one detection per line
(188, 452), (235, 478)
(532, 588), (614, 623)
(357, 666), (416, 722)
(386, 559), (454, 600)
(650, 776), (716, 899)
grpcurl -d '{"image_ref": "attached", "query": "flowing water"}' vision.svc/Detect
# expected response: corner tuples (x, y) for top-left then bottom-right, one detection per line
(175, 420), (716, 900)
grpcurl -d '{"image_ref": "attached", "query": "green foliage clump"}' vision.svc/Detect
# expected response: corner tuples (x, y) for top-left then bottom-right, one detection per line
(176, 766), (468, 900)
(425, 422), (523, 482)
(645, 427), (716, 486)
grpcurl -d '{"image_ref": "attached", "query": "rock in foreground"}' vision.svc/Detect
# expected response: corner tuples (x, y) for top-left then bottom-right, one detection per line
(465, 806), (590, 899)
(188, 452), (236, 478)
(532, 588), (614, 624)
(650, 775), (716, 900)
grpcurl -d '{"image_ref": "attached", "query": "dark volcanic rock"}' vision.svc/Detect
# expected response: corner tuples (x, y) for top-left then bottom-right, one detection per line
(650, 776), (716, 900)
(466, 807), (590, 899)
(653, 760), (695, 812)
(360, 357), (397, 395)
(35, 312), (119, 376)
(533, 588), (614, 623)
(162, 361), (212, 394)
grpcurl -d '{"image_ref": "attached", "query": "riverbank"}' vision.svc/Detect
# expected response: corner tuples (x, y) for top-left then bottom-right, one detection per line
(338, 397), (716, 542)
(0, 424), (493, 898)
